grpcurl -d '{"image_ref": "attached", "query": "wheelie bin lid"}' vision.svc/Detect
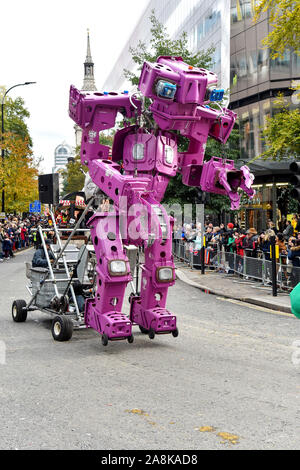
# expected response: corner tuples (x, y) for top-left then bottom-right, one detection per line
(290, 283), (300, 319)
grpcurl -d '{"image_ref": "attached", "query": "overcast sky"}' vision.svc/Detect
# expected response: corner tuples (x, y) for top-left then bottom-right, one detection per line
(1, 0), (150, 173)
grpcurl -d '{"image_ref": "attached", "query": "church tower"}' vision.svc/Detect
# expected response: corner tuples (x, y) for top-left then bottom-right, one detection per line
(75, 30), (98, 147)
(82, 29), (97, 92)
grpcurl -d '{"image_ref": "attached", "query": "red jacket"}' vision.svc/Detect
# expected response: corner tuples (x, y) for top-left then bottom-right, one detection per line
(235, 235), (245, 256)
(20, 227), (27, 241)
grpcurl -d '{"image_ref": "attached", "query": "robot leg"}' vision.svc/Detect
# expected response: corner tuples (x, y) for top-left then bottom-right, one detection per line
(129, 208), (178, 339)
(85, 212), (133, 345)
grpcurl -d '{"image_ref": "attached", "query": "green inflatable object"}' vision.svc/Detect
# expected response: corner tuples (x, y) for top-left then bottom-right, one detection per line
(290, 283), (300, 319)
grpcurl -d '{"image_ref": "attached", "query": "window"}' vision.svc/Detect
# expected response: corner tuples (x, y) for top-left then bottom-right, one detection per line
(57, 147), (68, 155)
(270, 49), (291, 78)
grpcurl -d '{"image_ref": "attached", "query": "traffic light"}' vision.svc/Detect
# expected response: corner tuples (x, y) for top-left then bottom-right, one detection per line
(290, 162), (300, 199)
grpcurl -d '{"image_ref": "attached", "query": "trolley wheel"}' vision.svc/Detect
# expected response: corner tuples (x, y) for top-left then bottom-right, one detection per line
(127, 335), (134, 344)
(139, 325), (149, 334)
(12, 300), (27, 323)
(102, 334), (109, 346)
(51, 316), (73, 342)
(172, 328), (179, 338)
(148, 328), (155, 340)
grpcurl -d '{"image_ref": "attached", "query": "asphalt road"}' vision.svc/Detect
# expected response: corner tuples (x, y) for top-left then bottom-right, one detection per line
(0, 248), (299, 450)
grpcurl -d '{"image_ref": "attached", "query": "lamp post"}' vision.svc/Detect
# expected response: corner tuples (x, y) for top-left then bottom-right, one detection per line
(1, 81), (36, 213)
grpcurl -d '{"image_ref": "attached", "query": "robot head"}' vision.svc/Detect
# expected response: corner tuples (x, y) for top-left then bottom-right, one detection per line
(138, 56), (223, 106)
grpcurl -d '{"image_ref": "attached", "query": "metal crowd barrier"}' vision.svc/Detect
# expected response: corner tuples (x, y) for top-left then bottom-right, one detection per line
(172, 238), (300, 292)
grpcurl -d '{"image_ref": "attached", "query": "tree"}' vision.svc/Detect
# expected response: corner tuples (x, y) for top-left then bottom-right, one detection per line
(254, 0), (300, 59)
(62, 149), (86, 195)
(62, 132), (114, 194)
(124, 11), (240, 214)
(124, 11), (215, 86)
(0, 87), (39, 212)
(259, 91), (300, 160)
(0, 132), (39, 212)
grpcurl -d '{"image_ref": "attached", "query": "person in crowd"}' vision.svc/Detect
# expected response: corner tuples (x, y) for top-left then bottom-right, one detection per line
(234, 230), (245, 257)
(204, 226), (213, 244)
(276, 233), (287, 259)
(287, 238), (300, 287)
(2, 232), (14, 258)
(267, 220), (278, 234)
(32, 239), (55, 268)
(258, 230), (275, 261)
(242, 227), (258, 258)
(283, 220), (294, 241)
(211, 226), (221, 245)
(0, 225), (4, 262)
(219, 223), (226, 234)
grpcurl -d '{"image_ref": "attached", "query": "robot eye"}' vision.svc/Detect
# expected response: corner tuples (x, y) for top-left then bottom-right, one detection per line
(165, 145), (174, 164)
(155, 80), (177, 100)
(133, 143), (144, 160)
(205, 87), (224, 102)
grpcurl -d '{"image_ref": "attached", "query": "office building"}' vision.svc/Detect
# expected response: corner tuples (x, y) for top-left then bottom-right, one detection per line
(102, 0), (299, 230)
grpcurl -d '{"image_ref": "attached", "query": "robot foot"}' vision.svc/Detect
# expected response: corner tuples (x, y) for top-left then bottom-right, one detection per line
(85, 301), (133, 345)
(132, 305), (178, 339)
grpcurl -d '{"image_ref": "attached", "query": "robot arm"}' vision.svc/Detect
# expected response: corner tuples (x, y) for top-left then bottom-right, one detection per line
(138, 56), (255, 209)
(69, 85), (151, 208)
(69, 85), (141, 165)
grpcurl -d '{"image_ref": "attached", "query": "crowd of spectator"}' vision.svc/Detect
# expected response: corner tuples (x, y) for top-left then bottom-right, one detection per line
(173, 214), (300, 287)
(0, 214), (43, 262)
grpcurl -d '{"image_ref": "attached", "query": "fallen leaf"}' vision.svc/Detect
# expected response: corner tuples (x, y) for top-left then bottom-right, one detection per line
(217, 432), (239, 444)
(198, 426), (216, 432)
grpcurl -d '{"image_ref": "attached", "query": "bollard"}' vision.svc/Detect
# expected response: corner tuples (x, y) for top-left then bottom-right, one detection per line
(270, 236), (277, 297)
(201, 246), (205, 275)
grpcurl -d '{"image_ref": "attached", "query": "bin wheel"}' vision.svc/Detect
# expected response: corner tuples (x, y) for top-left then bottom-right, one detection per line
(148, 328), (155, 340)
(51, 316), (73, 342)
(172, 328), (179, 338)
(12, 300), (27, 323)
(102, 334), (109, 346)
(139, 325), (149, 334)
(127, 335), (134, 344)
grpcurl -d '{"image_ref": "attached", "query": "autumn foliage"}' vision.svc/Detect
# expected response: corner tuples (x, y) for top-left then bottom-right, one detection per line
(0, 131), (39, 213)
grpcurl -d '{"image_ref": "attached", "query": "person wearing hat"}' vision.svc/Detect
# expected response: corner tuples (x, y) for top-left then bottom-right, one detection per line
(242, 227), (258, 258)
(32, 239), (55, 268)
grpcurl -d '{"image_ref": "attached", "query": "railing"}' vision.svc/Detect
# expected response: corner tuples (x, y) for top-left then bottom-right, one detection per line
(172, 238), (299, 293)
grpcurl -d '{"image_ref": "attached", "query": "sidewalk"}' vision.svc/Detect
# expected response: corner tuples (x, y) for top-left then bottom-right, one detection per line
(176, 264), (292, 314)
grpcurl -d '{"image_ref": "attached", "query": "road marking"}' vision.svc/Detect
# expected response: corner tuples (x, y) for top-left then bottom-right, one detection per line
(216, 297), (292, 318)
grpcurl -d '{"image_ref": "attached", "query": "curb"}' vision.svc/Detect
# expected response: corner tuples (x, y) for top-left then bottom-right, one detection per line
(14, 246), (34, 255)
(176, 268), (292, 314)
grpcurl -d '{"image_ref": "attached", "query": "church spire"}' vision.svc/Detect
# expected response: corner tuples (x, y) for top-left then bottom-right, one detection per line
(82, 29), (97, 91)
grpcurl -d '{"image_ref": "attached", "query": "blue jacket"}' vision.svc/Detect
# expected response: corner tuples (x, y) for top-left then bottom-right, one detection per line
(32, 247), (54, 268)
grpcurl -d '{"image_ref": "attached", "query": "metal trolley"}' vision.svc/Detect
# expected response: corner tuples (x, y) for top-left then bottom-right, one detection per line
(11, 199), (98, 341)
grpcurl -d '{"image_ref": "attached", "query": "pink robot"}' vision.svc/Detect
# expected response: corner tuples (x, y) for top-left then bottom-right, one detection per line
(69, 56), (255, 346)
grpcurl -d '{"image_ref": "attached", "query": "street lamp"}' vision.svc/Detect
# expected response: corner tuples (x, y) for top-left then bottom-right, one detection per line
(1, 81), (36, 213)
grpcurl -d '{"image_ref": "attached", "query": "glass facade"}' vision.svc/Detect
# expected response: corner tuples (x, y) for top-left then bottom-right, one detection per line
(230, 0), (300, 162)
(102, 0), (231, 92)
